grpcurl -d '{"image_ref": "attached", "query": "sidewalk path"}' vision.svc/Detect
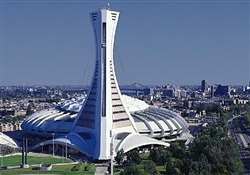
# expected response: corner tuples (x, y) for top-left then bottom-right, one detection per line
(94, 164), (108, 175)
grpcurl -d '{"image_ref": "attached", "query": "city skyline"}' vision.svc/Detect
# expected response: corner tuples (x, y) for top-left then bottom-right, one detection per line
(0, 0), (249, 86)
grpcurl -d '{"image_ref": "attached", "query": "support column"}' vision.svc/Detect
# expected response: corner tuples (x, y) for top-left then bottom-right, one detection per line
(20, 138), (29, 168)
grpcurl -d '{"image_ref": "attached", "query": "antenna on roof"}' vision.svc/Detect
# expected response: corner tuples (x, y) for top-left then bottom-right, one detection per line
(100, 3), (110, 10)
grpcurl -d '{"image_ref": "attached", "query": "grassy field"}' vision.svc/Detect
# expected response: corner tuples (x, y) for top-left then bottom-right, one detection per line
(0, 155), (95, 175)
(140, 152), (150, 160)
(1, 155), (71, 166)
(0, 163), (96, 175)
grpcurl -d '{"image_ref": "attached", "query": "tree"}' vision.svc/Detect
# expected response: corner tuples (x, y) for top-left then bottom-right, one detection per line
(159, 148), (172, 165)
(180, 157), (192, 174)
(149, 147), (172, 165)
(143, 160), (160, 175)
(149, 147), (160, 163)
(189, 120), (244, 175)
(169, 142), (186, 159)
(2, 115), (13, 124)
(126, 150), (141, 164)
(26, 104), (34, 116)
(165, 157), (173, 173)
(115, 148), (124, 165)
(16, 115), (25, 121)
(121, 163), (147, 175)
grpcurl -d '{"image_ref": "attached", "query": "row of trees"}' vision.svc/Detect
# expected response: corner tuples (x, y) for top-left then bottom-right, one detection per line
(189, 124), (243, 174)
(1, 115), (25, 124)
(1, 145), (16, 155)
(243, 104), (250, 125)
(117, 149), (160, 175)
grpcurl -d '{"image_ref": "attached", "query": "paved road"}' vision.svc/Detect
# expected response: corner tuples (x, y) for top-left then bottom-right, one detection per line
(229, 116), (250, 174)
(94, 164), (108, 175)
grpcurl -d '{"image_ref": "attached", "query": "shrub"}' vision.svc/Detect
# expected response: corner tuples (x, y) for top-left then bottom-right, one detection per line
(32, 166), (40, 170)
(71, 165), (79, 172)
(84, 165), (90, 171)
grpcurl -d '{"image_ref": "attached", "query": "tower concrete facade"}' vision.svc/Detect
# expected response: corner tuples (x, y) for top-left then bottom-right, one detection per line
(72, 7), (137, 160)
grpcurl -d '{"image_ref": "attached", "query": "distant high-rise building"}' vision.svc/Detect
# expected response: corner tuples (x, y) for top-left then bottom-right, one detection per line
(184, 100), (193, 108)
(191, 91), (199, 98)
(211, 85), (215, 98)
(214, 85), (231, 97)
(165, 84), (171, 90)
(201, 79), (208, 93)
(180, 90), (187, 98)
(174, 88), (181, 98)
(144, 88), (154, 101)
(144, 88), (154, 96)
(163, 89), (174, 98)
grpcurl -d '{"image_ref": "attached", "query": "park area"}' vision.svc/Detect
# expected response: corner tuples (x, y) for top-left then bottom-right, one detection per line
(0, 154), (96, 175)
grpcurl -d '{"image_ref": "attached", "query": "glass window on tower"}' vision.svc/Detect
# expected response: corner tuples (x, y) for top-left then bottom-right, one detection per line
(102, 23), (106, 44)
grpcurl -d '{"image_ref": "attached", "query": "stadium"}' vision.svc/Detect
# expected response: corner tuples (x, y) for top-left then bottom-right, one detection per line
(19, 7), (189, 160)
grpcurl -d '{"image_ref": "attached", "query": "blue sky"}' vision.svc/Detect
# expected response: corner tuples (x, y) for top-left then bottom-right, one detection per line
(0, 0), (249, 86)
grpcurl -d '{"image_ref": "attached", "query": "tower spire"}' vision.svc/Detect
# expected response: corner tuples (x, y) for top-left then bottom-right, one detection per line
(72, 7), (137, 160)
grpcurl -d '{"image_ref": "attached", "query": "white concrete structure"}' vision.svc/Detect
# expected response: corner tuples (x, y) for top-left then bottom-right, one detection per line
(72, 7), (138, 160)
(0, 132), (18, 147)
(21, 7), (189, 161)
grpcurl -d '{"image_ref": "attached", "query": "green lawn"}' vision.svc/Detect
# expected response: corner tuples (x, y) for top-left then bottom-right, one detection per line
(140, 152), (150, 160)
(0, 163), (96, 175)
(0, 155), (95, 175)
(1, 155), (71, 166)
